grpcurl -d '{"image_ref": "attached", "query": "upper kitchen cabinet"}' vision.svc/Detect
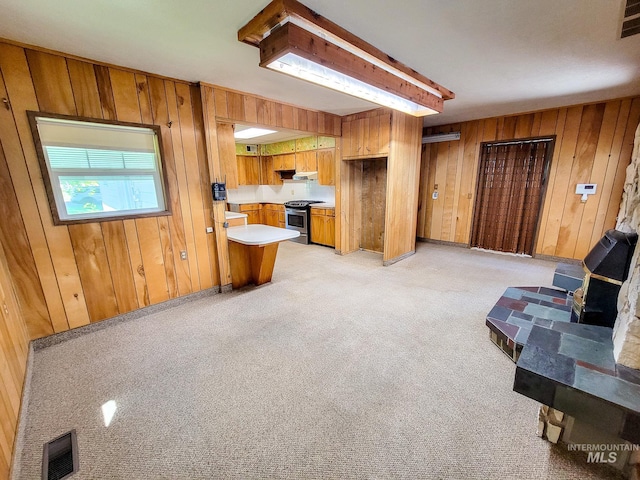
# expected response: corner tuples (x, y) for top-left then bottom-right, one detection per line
(260, 155), (283, 186)
(295, 150), (317, 172)
(317, 149), (335, 186)
(342, 112), (391, 160)
(273, 153), (296, 171)
(237, 155), (260, 185)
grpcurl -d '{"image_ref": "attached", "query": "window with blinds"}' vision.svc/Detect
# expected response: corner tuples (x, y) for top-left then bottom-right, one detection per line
(28, 112), (169, 224)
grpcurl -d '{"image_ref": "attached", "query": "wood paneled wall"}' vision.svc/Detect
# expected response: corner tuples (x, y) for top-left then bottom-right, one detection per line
(384, 112), (422, 263)
(0, 238), (30, 479)
(0, 41), (219, 339)
(417, 97), (640, 259)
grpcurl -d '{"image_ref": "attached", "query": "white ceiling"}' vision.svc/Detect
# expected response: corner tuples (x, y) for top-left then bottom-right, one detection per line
(1, 0), (639, 127)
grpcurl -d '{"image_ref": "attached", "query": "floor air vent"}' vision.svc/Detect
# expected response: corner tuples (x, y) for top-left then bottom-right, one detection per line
(42, 430), (78, 480)
(622, 0), (640, 38)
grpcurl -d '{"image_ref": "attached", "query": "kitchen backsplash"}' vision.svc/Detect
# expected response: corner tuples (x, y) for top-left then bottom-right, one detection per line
(227, 182), (335, 204)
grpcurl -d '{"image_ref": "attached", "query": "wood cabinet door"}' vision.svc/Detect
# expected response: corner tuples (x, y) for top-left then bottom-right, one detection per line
(342, 113), (391, 159)
(317, 149), (335, 185)
(260, 156), (282, 186)
(296, 150), (317, 172)
(325, 215), (335, 247)
(246, 210), (261, 224)
(237, 156), (259, 185)
(310, 212), (325, 245)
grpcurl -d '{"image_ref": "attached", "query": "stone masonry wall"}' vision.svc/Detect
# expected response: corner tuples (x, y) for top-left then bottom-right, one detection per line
(614, 123), (640, 368)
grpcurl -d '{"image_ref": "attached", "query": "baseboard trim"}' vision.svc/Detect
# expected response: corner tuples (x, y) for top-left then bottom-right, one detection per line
(383, 250), (415, 266)
(416, 237), (469, 248)
(32, 286), (222, 350)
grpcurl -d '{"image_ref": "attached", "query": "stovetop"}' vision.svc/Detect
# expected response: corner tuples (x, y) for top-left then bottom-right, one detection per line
(284, 200), (324, 208)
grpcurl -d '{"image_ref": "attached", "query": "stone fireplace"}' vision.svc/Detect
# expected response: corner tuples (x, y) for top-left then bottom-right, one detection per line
(613, 122), (640, 370)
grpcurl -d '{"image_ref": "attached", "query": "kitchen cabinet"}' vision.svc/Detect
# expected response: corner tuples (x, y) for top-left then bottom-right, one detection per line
(237, 155), (260, 185)
(295, 150), (317, 172)
(317, 149), (335, 186)
(229, 203), (262, 224)
(342, 113), (391, 159)
(262, 203), (284, 227)
(260, 156), (282, 186)
(273, 153), (296, 171)
(310, 207), (335, 247)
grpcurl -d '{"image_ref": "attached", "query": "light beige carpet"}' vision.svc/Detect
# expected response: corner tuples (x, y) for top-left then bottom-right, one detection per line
(13, 242), (623, 479)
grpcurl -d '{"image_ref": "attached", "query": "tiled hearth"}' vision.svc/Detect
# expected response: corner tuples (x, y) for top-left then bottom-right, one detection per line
(486, 263), (640, 476)
(514, 322), (640, 446)
(486, 286), (573, 361)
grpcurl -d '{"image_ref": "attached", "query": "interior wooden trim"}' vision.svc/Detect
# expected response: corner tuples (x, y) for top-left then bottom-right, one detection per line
(238, 0), (454, 100)
(26, 110), (173, 226)
(259, 23), (443, 113)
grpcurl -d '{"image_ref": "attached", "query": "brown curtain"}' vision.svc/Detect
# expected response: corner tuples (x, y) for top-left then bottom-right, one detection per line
(471, 140), (550, 255)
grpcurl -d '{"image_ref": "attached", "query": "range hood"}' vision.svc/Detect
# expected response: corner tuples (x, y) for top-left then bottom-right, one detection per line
(292, 171), (318, 181)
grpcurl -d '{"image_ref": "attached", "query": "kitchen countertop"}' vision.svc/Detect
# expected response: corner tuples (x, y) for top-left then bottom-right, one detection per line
(224, 211), (248, 219)
(310, 203), (335, 208)
(226, 224), (300, 246)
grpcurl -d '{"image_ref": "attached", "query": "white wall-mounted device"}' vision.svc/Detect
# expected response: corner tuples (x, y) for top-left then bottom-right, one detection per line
(576, 183), (597, 202)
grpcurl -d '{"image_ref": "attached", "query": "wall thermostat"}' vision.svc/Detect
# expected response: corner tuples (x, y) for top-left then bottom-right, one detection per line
(576, 183), (597, 202)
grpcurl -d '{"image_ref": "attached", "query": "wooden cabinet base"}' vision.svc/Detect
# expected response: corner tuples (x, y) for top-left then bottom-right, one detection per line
(228, 241), (279, 288)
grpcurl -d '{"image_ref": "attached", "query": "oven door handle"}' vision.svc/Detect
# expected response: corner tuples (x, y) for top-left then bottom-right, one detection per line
(287, 209), (307, 214)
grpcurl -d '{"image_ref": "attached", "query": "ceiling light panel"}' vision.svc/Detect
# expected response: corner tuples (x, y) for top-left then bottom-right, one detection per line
(234, 127), (278, 139)
(239, 0), (453, 117)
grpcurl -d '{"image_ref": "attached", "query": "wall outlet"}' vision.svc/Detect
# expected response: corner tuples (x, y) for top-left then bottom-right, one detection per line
(180, 251), (187, 260)
(206, 226), (213, 233)
(432, 191), (439, 200)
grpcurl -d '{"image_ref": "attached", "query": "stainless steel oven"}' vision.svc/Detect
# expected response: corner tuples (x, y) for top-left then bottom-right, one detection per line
(284, 200), (323, 244)
(285, 207), (309, 244)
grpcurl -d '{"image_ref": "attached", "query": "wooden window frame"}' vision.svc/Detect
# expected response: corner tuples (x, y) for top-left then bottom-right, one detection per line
(28, 111), (172, 225)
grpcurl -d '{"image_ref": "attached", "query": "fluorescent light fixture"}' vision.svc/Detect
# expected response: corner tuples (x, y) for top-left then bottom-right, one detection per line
(101, 400), (117, 427)
(241, 1), (453, 118)
(234, 127), (277, 139)
(267, 53), (438, 117)
(422, 132), (461, 144)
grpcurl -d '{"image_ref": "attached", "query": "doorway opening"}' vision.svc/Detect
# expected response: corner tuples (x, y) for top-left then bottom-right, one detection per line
(470, 137), (554, 255)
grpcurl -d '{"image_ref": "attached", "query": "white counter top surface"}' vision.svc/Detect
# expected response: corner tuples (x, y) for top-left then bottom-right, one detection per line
(311, 203), (335, 208)
(227, 224), (300, 246)
(224, 211), (248, 219)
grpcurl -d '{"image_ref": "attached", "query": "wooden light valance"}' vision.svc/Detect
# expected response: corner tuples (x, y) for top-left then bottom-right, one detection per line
(238, 0), (454, 116)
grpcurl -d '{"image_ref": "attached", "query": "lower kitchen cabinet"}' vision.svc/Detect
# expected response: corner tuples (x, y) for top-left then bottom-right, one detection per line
(262, 203), (285, 227)
(310, 208), (335, 247)
(229, 203), (262, 224)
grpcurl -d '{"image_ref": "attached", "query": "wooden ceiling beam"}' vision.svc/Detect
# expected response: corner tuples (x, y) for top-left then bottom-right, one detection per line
(238, 0), (454, 101)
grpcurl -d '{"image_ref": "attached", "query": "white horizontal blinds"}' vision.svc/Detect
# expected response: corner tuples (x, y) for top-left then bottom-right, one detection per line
(35, 117), (156, 152)
(46, 146), (157, 170)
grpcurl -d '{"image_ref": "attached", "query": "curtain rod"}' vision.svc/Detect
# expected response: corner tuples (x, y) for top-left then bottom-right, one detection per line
(484, 138), (554, 147)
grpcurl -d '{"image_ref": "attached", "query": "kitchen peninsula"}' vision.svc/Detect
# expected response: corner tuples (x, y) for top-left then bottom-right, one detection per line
(226, 224), (300, 288)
